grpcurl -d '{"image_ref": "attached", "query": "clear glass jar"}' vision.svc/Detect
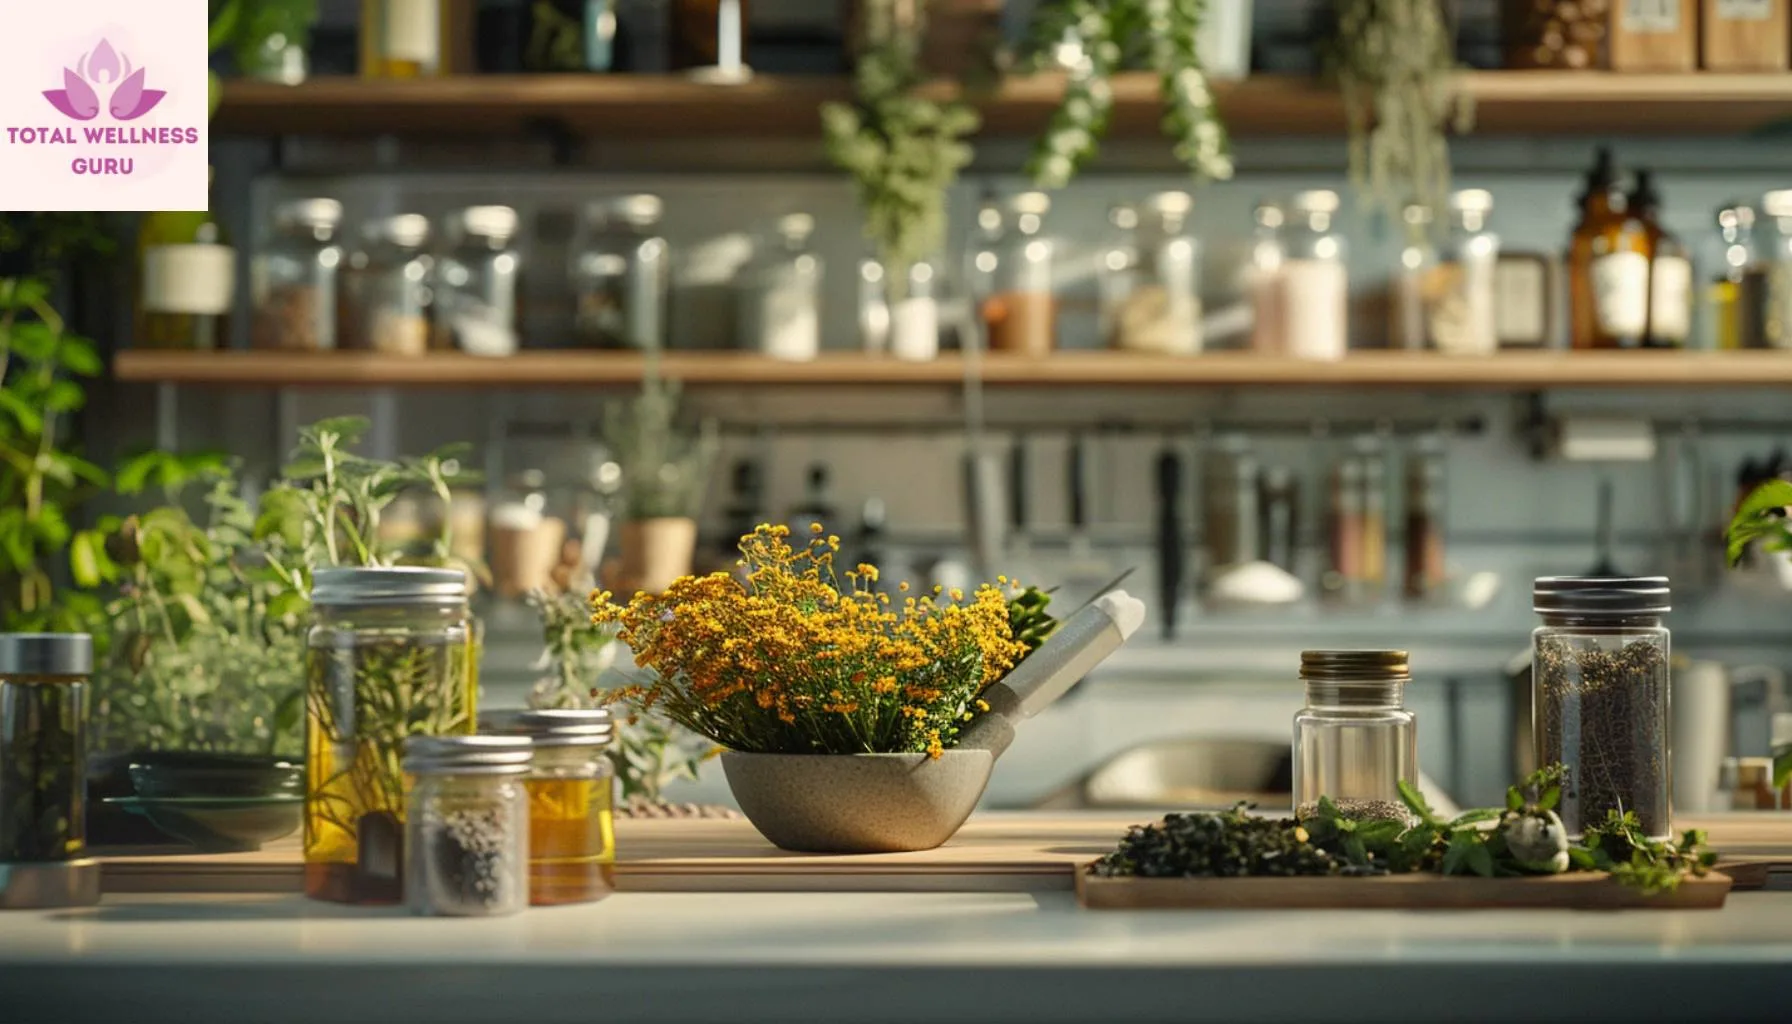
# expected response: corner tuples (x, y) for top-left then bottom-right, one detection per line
(402, 735), (531, 917)
(1105, 191), (1202, 354)
(1281, 190), (1348, 361)
(1096, 203), (1140, 346)
(305, 568), (479, 905)
(0, 634), (99, 908)
(1248, 200), (1287, 354)
(572, 194), (669, 350)
(737, 213), (821, 362)
(1434, 189), (1499, 356)
(890, 260), (939, 362)
(1761, 190), (1792, 350)
(857, 257), (890, 354)
(1531, 576), (1671, 839)
(1392, 203), (1436, 351)
(1325, 436), (1387, 604)
(481, 708), (617, 906)
(1292, 650), (1418, 823)
(1711, 203), (1764, 351)
(974, 192), (1056, 356)
(341, 214), (433, 356)
(251, 198), (342, 352)
(435, 206), (522, 357)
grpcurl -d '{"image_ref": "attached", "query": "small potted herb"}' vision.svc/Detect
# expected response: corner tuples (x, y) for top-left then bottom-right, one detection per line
(602, 375), (718, 596)
(1724, 478), (1792, 794)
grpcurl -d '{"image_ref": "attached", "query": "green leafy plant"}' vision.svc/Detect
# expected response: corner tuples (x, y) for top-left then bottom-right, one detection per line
(1325, 0), (1473, 220)
(210, 0), (316, 96)
(823, 0), (979, 293)
(1007, 584), (1058, 655)
(1017, 0), (1232, 189)
(1574, 810), (1718, 896)
(1724, 477), (1792, 790)
(603, 378), (719, 522)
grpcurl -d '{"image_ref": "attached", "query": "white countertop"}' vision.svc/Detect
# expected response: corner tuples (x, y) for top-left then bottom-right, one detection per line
(4, 890), (1792, 1023)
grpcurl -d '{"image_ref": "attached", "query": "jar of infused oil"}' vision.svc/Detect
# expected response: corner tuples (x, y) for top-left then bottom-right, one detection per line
(481, 708), (616, 905)
(1292, 650), (1418, 824)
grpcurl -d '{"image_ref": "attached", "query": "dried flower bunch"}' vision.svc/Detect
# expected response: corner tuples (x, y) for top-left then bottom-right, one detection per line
(593, 523), (1028, 758)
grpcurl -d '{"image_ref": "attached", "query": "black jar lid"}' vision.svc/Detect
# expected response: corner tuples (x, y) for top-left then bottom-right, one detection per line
(1300, 650), (1410, 683)
(0, 633), (93, 677)
(1533, 576), (1670, 616)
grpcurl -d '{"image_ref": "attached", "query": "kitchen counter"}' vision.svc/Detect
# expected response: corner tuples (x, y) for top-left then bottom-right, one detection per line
(4, 889), (1791, 1024)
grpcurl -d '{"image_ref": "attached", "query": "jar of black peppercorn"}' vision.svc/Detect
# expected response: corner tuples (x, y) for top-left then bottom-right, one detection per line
(1292, 650), (1418, 825)
(1532, 576), (1671, 840)
(403, 734), (531, 917)
(0, 633), (100, 909)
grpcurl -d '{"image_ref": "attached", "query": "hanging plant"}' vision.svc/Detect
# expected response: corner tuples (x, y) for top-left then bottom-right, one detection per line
(1325, 0), (1473, 220)
(822, 0), (980, 292)
(1018, 0), (1232, 189)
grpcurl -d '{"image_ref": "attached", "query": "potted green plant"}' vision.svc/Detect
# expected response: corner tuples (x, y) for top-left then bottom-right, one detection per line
(602, 375), (718, 595)
(212, 0), (317, 88)
(1725, 479), (1792, 794)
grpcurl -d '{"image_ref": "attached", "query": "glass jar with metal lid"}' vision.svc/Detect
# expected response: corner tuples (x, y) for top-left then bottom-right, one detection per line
(304, 567), (479, 905)
(1105, 191), (1203, 355)
(341, 213), (434, 356)
(0, 634), (99, 909)
(1292, 650), (1417, 824)
(572, 194), (669, 350)
(737, 213), (822, 362)
(1281, 190), (1349, 361)
(1532, 576), (1670, 839)
(403, 734), (531, 917)
(481, 707), (616, 905)
(251, 198), (343, 352)
(972, 191), (1057, 356)
(435, 205), (522, 358)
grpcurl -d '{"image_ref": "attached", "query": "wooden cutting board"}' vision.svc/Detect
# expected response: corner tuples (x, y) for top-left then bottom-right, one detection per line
(97, 812), (1792, 896)
(1077, 869), (1734, 911)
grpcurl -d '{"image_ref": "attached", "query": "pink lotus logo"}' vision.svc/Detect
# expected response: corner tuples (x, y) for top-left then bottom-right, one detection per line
(44, 39), (165, 122)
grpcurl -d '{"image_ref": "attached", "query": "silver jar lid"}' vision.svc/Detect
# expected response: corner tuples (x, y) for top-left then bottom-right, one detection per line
(0, 634), (93, 677)
(364, 213), (430, 249)
(402, 735), (534, 775)
(274, 198), (343, 230)
(452, 205), (519, 243)
(480, 708), (614, 749)
(310, 566), (470, 609)
(1533, 576), (1670, 617)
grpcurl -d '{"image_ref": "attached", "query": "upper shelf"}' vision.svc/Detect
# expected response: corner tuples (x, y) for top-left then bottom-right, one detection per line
(211, 71), (1792, 139)
(112, 349), (1792, 389)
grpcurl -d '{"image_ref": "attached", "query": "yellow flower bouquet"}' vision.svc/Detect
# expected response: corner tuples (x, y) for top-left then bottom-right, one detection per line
(592, 524), (1029, 759)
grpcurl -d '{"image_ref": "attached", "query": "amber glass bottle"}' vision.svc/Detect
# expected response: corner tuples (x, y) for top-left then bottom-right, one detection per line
(1569, 149), (1647, 349)
(1629, 171), (1691, 349)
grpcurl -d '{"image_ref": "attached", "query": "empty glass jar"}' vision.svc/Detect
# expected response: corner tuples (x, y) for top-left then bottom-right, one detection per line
(481, 708), (616, 906)
(252, 198), (343, 351)
(0, 633), (98, 909)
(1102, 191), (1203, 354)
(1292, 650), (1418, 823)
(572, 194), (669, 350)
(737, 213), (821, 362)
(341, 214), (434, 356)
(403, 735), (531, 917)
(1532, 576), (1671, 839)
(435, 205), (522, 357)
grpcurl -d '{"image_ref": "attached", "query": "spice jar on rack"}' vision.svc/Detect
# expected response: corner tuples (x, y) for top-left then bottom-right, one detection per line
(1325, 436), (1387, 604)
(1103, 191), (1203, 355)
(974, 192), (1057, 356)
(402, 735), (532, 917)
(252, 198), (343, 352)
(1292, 650), (1418, 824)
(480, 708), (616, 906)
(1279, 191), (1349, 361)
(572, 194), (670, 351)
(737, 213), (821, 362)
(0, 634), (100, 909)
(1403, 437), (1447, 601)
(1531, 576), (1671, 839)
(341, 214), (434, 356)
(435, 205), (522, 358)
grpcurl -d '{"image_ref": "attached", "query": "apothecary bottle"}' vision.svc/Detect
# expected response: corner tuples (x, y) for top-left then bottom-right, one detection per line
(251, 198), (342, 352)
(1531, 576), (1671, 839)
(402, 735), (530, 917)
(136, 177), (234, 351)
(436, 205), (522, 358)
(1104, 192), (1203, 355)
(572, 194), (669, 351)
(481, 708), (617, 906)
(361, 0), (447, 77)
(0, 633), (99, 909)
(305, 568), (479, 905)
(1292, 650), (1418, 823)
(975, 192), (1057, 356)
(341, 214), (434, 357)
(1280, 190), (1348, 361)
(738, 213), (821, 362)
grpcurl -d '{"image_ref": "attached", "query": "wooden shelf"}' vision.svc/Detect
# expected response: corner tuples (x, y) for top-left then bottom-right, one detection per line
(211, 71), (1792, 140)
(112, 349), (1792, 390)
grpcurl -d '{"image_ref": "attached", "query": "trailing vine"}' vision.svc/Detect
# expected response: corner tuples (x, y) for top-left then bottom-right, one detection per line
(1018, 0), (1232, 189)
(1326, 0), (1473, 221)
(822, 0), (979, 294)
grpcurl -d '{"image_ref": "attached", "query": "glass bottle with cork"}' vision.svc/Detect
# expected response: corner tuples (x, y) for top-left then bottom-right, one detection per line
(1292, 649), (1418, 824)
(1629, 170), (1691, 349)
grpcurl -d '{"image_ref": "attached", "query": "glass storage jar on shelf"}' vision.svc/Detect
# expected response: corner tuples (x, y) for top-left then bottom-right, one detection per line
(305, 568), (479, 905)
(361, 0), (448, 77)
(1278, 190), (1348, 361)
(340, 214), (434, 357)
(1761, 190), (1792, 349)
(402, 735), (531, 917)
(737, 213), (821, 362)
(1435, 189), (1500, 356)
(1710, 203), (1765, 351)
(1102, 191), (1202, 355)
(1531, 576), (1671, 839)
(0, 633), (99, 909)
(1293, 650), (1418, 824)
(572, 194), (669, 350)
(1392, 203), (1436, 351)
(481, 708), (616, 906)
(1096, 203), (1140, 347)
(136, 174), (234, 350)
(972, 192), (1057, 356)
(251, 198), (343, 352)
(435, 205), (522, 358)
(1248, 200), (1287, 354)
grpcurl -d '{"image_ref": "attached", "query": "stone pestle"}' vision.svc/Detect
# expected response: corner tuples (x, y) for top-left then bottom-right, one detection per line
(958, 590), (1147, 761)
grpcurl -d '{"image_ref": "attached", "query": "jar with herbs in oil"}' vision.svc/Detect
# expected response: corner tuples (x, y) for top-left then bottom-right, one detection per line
(305, 568), (479, 905)
(481, 707), (616, 905)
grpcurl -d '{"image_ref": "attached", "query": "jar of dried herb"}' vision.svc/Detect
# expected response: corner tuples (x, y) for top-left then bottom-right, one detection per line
(305, 568), (479, 905)
(0, 634), (99, 909)
(480, 707), (616, 906)
(1532, 576), (1671, 839)
(402, 735), (531, 917)
(1292, 650), (1418, 825)
(251, 198), (343, 352)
